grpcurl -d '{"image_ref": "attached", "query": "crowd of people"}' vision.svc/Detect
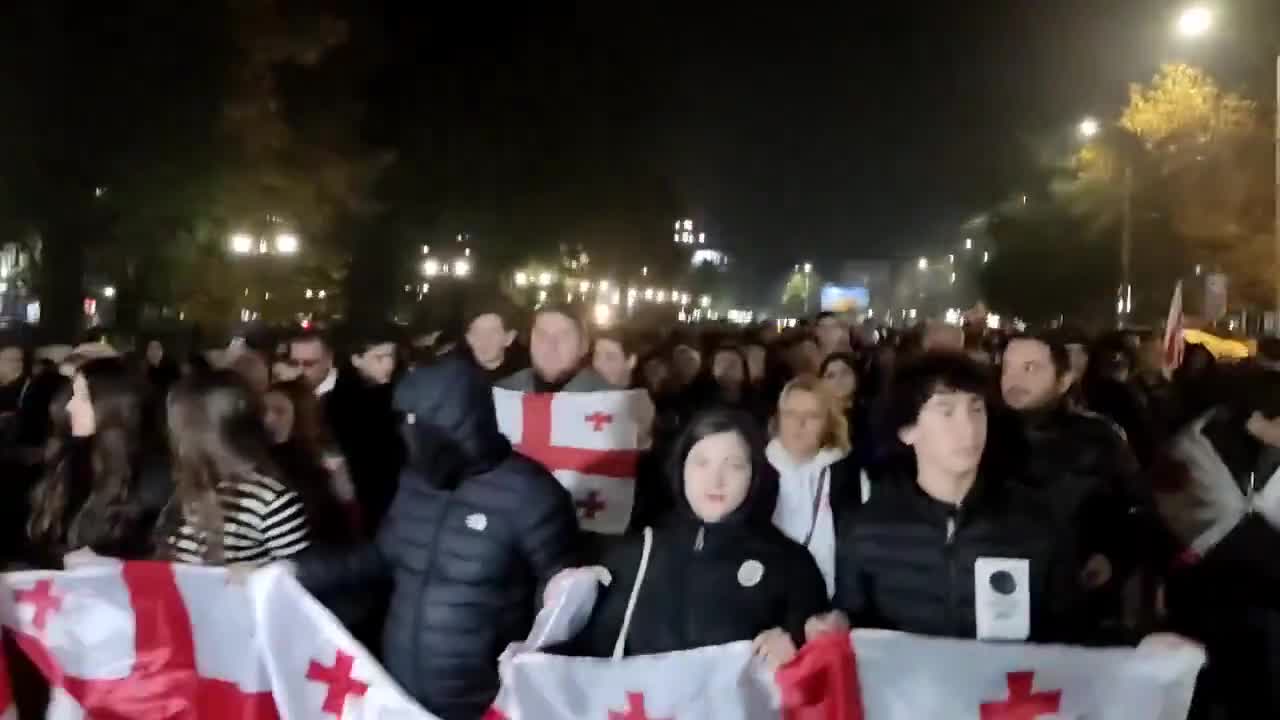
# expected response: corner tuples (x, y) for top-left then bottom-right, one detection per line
(0, 300), (1277, 719)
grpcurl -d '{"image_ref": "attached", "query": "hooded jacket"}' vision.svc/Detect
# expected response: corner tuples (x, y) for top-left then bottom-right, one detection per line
(767, 441), (866, 598)
(295, 354), (579, 720)
(558, 419), (829, 657)
(834, 467), (1086, 643)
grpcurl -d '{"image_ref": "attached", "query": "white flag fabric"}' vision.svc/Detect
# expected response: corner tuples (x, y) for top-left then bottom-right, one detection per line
(487, 629), (1204, 720)
(248, 566), (439, 720)
(0, 561), (442, 720)
(849, 629), (1204, 720)
(1152, 409), (1280, 562)
(1153, 411), (1250, 561)
(493, 388), (650, 534)
(1, 562), (1205, 720)
(488, 641), (784, 720)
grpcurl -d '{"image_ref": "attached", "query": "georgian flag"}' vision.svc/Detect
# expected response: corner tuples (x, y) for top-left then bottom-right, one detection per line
(487, 571), (1205, 720)
(848, 630), (1203, 720)
(486, 631), (1204, 720)
(494, 388), (651, 534)
(0, 561), (442, 720)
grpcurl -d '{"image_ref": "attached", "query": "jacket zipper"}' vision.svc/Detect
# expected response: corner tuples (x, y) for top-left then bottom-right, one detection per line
(410, 494), (454, 691)
(944, 506), (959, 634)
(684, 525), (705, 646)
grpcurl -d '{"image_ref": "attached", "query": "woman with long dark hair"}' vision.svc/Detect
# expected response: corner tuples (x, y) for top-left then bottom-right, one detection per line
(163, 371), (310, 565)
(28, 358), (169, 566)
(263, 380), (359, 543)
(553, 408), (828, 665)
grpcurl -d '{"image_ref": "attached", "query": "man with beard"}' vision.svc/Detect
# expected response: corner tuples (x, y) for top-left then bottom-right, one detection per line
(1000, 333), (1146, 640)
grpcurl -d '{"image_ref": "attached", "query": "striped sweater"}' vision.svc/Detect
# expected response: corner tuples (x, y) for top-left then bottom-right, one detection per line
(167, 471), (311, 566)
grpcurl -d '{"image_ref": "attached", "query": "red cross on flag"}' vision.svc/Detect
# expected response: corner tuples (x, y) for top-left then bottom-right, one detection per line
(494, 388), (651, 534)
(0, 561), (446, 720)
(480, 562), (1208, 720)
(1, 560), (277, 719)
(248, 565), (444, 719)
(847, 629), (1203, 719)
(488, 640), (791, 720)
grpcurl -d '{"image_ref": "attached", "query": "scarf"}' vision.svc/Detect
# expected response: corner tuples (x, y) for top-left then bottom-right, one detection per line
(767, 439), (848, 598)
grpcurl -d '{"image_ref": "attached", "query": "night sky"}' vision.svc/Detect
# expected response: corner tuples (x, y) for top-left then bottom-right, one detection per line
(345, 0), (1274, 296)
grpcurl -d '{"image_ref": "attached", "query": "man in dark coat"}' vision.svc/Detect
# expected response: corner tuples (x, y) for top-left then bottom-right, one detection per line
(295, 353), (579, 720)
(999, 333), (1146, 639)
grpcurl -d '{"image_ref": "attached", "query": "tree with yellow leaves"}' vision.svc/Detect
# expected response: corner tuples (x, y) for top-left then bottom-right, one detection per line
(1069, 64), (1273, 310)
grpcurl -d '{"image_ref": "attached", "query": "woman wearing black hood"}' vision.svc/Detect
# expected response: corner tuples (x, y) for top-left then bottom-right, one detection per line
(555, 408), (828, 665)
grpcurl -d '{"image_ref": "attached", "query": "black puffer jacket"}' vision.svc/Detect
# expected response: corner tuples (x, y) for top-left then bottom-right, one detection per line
(296, 354), (579, 720)
(1001, 405), (1145, 570)
(559, 420), (828, 657)
(834, 470), (1086, 643)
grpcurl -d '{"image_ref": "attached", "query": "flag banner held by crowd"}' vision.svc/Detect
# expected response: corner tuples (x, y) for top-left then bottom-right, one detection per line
(487, 629), (1203, 720)
(488, 641), (787, 720)
(493, 388), (648, 534)
(848, 629), (1203, 720)
(0, 561), (443, 719)
(1162, 280), (1185, 374)
(0, 562), (1205, 720)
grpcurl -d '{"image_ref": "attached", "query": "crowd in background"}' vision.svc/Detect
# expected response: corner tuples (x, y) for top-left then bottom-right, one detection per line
(0, 299), (1277, 719)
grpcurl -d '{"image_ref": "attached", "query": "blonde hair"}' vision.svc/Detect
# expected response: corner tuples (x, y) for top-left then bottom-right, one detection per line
(770, 374), (851, 453)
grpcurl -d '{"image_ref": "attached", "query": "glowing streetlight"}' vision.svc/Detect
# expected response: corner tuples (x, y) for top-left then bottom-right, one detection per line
(579, 280), (591, 293)
(917, 257), (929, 271)
(102, 286), (116, 298)
(274, 232), (299, 255)
(1176, 5), (1213, 37)
(700, 295), (711, 308)
(514, 271), (529, 287)
(230, 232), (255, 255)
(423, 258), (440, 277)
(594, 304), (612, 326)
(1078, 116), (1100, 139)
(453, 259), (471, 277)
(538, 272), (553, 287)
(802, 262), (812, 273)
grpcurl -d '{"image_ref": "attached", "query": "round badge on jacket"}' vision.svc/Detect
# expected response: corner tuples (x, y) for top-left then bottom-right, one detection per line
(737, 560), (765, 588)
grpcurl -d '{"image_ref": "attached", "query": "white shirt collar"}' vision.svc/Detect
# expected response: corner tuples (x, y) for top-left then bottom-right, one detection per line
(315, 367), (339, 397)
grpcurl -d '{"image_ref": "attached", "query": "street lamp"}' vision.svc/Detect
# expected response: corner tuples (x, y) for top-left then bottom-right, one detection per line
(1078, 116), (1101, 139)
(917, 257), (928, 271)
(274, 232), (299, 255)
(423, 258), (440, 277)
(1175, 5), (1280, 330)
(1176, 5), (1213, 37)
(453, 259), (471, 277)
(230, 232), (254, 255)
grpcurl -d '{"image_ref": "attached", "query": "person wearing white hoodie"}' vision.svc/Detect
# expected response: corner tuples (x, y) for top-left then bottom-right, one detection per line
(767, 375), (868, 597)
